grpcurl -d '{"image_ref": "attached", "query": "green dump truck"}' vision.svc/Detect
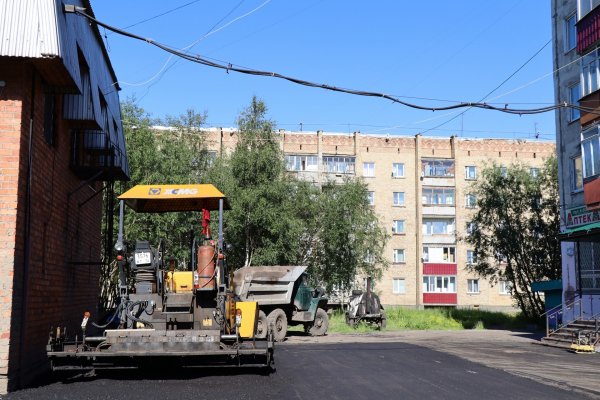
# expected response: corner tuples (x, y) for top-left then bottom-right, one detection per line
(233, 266), (328, 341)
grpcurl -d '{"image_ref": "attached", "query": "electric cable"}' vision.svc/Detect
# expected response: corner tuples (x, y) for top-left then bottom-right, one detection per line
(69, 7), (578, 117)
(421, 39), (552, 134)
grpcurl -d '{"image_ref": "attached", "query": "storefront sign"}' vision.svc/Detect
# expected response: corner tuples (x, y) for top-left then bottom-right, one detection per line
(565, 206), (600, 228)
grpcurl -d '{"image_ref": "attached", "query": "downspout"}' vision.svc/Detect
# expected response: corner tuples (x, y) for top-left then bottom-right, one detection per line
(17, 68), (36, 386)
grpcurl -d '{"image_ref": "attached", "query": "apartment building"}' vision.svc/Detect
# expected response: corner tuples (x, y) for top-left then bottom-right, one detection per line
(552, 0), (600, 321)
(205, 129), (555, 312)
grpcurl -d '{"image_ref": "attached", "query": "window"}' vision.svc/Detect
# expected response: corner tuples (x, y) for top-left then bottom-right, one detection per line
(421, 159), (455, 177)
(392, 219), (405, 234)
(581, 48), (600, 97)
(392, 278), (406, 294)
(565, 12), (577, 52)
(206, 151), (217, 167)
(496, 251), (508, 264)
(578, 0), (600, 20)
(393, 249), (405, 263)
(392, 163), (405, 178)
(363, 162), (375, 177)
(423, 276), (456, 293)
(571, 156), (584, 192)
(422, 246), (456, 263)
(422, 187), (455, 205)
(569, 84), (581, 122)
(466, 250), (476, 264)
(465, 166), (477, 180)
(465, 194), (477, 208)
(467, 279), (480, 294)
(323, 156), (355, 174)
(367, 191), (375, 206)
(499, 280), (511, 295)
(530, 168), (540, 178)
(582, 125), (600, 178)
(364, 251), (374, 264)
(466, 222), (477, 235)
(422, 218), (455, 235)
(285, 154), (319, 171)
(500, 166), (508, 177)
(393, 192), (405, 206)
(578, 241), (600, 290)
(43, 93), (56, 146)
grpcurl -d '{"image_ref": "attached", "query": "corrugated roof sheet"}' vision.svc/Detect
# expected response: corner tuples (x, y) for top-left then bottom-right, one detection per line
(0, 0), (60, 58)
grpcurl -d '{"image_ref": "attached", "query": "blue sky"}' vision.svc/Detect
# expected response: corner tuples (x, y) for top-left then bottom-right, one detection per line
(91, 0), (555, 140)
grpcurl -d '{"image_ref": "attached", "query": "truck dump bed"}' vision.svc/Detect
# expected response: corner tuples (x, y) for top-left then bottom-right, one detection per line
(233, 266), (307, 305)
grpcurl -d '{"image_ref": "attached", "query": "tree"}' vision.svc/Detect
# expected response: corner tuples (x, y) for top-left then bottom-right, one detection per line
(207, 96), (388, 291)
(464, 156), (560, 318)
(206, 97), (308, 268)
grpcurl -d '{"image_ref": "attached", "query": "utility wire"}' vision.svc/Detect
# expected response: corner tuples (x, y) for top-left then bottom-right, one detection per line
(71, 8), (576, 117)
(421, 39), (552, 134)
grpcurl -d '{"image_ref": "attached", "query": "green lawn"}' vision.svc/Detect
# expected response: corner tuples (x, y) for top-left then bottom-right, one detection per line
(326, 307), (534, 333)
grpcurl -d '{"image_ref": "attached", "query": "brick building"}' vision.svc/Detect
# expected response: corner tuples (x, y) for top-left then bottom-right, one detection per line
(0, 0), (128, 392)
(202, 128), (555, 311)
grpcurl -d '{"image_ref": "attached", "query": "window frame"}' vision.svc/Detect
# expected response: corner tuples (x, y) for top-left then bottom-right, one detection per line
(392, 219), (405, 234)
(581, 125), (600, 179)
(422, 275), (457, 293)
(393, 249), (406, 264)
(363, 161), (375, 177)
(465, 166), (477, 180)
(392, 278), (406, 294)
(466, 250), (476, 264)
(422, 187), (455, 206)
(571, 155), (584, 193)
(568, 83), (581, 122)
(530, 167), (540, 178)
(499, 280), (511, 295)
(367, 191), (375, 206)
(467, 279), (480, 294)
(393, 191), (405, 207)
(422, 246), (456, 263)
(422, 218), (455, 236)
(465, 194), (477, 208)
(421, 159), (455, 178)
(565, 12), (577, 53)
(392, 162), (405, 178)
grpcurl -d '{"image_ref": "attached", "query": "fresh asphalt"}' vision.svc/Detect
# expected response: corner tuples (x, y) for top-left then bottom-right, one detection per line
(2, 339), (595, 400)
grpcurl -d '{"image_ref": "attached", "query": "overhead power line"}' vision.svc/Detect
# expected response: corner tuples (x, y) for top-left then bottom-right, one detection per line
(69, 6), (581, 117)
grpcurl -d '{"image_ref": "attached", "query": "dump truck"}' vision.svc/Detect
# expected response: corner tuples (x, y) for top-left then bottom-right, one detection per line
(233, 266), (328, 341)
(47, 184), (274, 371)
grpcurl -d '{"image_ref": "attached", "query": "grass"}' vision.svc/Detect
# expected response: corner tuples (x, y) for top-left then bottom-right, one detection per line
(327, 307), (535, 333)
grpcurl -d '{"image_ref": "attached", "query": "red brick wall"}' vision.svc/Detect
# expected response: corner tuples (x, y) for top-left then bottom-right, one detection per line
(0, 60), (103, 391)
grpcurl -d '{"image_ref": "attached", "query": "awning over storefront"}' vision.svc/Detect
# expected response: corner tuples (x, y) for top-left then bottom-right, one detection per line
(558, 221), (600, 241)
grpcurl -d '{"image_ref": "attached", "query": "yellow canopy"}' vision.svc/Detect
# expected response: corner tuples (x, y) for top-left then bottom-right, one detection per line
(118, 184), (230, 212)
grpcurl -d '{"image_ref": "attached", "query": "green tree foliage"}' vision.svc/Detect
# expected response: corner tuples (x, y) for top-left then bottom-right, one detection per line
(464, 156), (560, 318)
(118, 100), (211, 263)
(207, 97), (388, 290)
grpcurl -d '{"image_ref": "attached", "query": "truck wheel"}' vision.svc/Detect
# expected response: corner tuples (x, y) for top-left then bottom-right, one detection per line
(267, 308), (287, 342)
(255, 310), (267, 339)
(309, 308), (329, 336)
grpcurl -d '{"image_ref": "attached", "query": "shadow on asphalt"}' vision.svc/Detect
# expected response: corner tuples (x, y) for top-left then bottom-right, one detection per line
(51, 364), (275, 386)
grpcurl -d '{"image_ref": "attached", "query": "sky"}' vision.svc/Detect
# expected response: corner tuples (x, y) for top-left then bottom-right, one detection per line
(90, 0), (555, 141)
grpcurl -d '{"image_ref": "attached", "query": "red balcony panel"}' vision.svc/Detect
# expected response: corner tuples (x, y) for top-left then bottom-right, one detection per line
(423, 293), (457, 305)
(578, 6), (600, 54)
(584, 176), (600, 210)
(423, 263), (457, 275)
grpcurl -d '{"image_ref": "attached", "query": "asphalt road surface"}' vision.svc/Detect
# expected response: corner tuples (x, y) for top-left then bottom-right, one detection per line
(2, 341), (593, 400)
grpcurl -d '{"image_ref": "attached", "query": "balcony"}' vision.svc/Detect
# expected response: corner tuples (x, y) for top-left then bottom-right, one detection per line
(577, 4), (600, 54)
(70, 130), (129, 181)
(423, 293), (457, 305)
(423, 263), (457, 275)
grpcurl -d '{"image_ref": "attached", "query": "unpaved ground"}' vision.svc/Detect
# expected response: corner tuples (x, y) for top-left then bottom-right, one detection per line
(286, 330), (600, 397)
